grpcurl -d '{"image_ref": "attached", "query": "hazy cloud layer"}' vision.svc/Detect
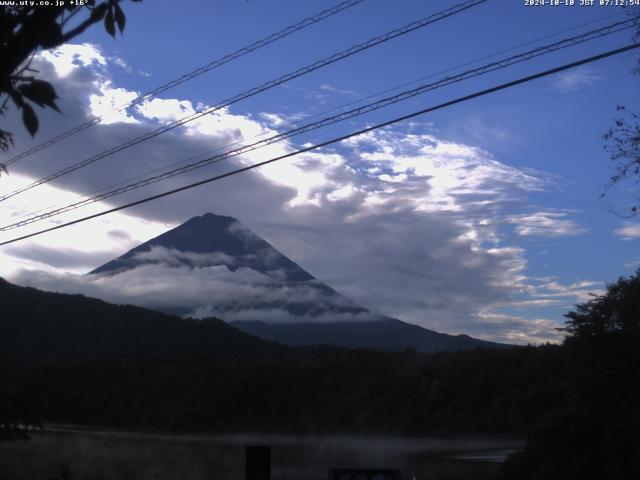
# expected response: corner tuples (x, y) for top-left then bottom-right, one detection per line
(614, 222), (640, 240)
(506, 211), (587, 237)
(551, 67), (604, 93)
(12, 246), (373, 324)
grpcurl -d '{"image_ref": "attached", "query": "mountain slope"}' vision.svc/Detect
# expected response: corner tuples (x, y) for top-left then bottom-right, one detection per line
(231, 318), (505, 351)
(87, 212), (508, 352)
(0, 278), (287, 363)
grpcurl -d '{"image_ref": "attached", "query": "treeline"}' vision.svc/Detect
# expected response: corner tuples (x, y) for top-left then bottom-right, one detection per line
(497, 270), (640, 480)
(1, 345), (566, 436)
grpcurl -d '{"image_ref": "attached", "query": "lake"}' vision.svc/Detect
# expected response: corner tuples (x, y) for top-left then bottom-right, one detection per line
(0, 427), (524, 480)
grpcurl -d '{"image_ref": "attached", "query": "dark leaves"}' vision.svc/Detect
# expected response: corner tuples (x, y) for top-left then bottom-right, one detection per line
(0, 130), (13, 153)
(18, 79), (60, 112)
(38, 21), (63, 48)
(8, 78), (61, 140)
(89, 3), (109, 22)
(105, 3), (127, 37)
(104, 7), (116, 37)
(103, 2), (128, 36)
(114, 3), (126, 33)
(22, 103), (38, 136)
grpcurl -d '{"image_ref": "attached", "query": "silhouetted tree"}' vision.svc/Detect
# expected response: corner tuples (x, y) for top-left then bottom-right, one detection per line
(497, 270), (640, 480)
(602, 10), (640, 215)
(563, 268), (640, 339)
(604, 107), (640, 216)
(0, 0), (140, 169)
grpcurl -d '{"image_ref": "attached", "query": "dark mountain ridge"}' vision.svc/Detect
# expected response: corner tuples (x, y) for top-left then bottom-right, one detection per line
(0, 278), (287, 363)
(231, 319), (505, 351)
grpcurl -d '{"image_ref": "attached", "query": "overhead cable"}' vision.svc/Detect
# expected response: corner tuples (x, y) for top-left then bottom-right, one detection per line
(1, 41), (637, 246)
(0, 0), (488, 202)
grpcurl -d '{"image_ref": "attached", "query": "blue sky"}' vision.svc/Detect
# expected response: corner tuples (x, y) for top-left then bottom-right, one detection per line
(1, 0), (639, 343)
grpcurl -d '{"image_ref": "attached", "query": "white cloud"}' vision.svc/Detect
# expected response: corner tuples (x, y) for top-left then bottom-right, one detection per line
(88, 82), (140, 124)
(110, 55), (131, 73)
(39, 43), (107, 77)
(507, 211), (586, 237)
(342, 129), (546, 213)
(473, 310), (564, 345)
(131, 247), (237, 270)
(0, 173), (171, 276)
(259, 113), (287, 128)
(135, 97), (196, 122)
(318, 84), (357, 97)
(551, 67), (603, 93)
(614, 222), (640, 240)
(11, 247), (372, 323)
(527, 277), (604, 304)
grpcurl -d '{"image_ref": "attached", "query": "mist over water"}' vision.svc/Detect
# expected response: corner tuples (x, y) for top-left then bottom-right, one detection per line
(0, 428), (523, 480)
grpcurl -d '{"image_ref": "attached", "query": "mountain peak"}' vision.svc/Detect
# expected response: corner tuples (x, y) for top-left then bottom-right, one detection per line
(186, 212), (239, 226)
(89, 212), (314, 283)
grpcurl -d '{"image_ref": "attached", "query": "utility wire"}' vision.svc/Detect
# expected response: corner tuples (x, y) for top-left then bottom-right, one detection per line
(23, 0), (620, 219)
(281, 9), (629, 128)
(1, 0), (367, 167)
(3, 17), (636, 231)
(2, 5), (627, 224)
(1, 42), (637, 247)
(44, 8), (628, 216)
(0, 0), (488, 203)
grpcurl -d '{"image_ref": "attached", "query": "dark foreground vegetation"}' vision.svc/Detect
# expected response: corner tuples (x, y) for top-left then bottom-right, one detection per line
(0, 278), (564, 435)
(497, 270), (640, 480)
(1, 271), (638, 479)
(2, 346), (565, 435)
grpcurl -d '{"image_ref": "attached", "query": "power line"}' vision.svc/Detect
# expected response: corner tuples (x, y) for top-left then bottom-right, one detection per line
(67, 9), (632, 208)
(1, 42), (637, 247)
(3, 17), (637, 232)
(0, 0), (488, 203)
(1, 0), (367, 167)
(281, 9), (630, 128)
(29, 0), (619, 216)
(7, 8), (626, 222)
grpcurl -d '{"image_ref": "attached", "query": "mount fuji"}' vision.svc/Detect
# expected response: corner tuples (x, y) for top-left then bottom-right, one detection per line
(89, 213), (505, 352)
